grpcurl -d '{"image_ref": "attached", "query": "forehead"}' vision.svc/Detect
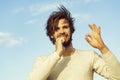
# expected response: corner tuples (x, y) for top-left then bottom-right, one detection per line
(58, 19), (69, 25)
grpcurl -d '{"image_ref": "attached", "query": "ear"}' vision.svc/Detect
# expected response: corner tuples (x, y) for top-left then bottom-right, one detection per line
(50, 35), (53, 39)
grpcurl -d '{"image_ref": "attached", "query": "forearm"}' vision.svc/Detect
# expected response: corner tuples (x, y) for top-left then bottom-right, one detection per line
(102, 51), (120, 79)
(99, 44), (109, 54)
(29, 52), (60, 80)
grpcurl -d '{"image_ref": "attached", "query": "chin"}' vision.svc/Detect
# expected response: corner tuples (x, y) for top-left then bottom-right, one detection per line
(63, 39), (71, 47)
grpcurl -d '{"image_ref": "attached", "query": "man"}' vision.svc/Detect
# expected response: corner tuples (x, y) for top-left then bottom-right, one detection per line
(29, 6), (120, 80)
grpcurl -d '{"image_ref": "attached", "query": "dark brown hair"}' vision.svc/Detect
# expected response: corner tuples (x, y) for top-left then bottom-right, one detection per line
(46, 5), (75, 44)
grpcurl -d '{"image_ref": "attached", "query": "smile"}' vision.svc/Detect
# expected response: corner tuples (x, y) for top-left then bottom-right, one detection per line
(58, 35), (67, 38)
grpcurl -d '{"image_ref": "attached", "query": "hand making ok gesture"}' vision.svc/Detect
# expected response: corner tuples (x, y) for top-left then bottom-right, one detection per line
(85, 24), (109, 53)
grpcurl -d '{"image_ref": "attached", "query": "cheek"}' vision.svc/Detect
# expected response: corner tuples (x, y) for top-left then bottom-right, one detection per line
(52, 34), (58, 40)
(67, 35), (71, 40)
(66, 33), (71, 41)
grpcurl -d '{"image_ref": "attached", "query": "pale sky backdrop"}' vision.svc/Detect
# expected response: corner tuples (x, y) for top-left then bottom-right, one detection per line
(0, 0), (120, 80)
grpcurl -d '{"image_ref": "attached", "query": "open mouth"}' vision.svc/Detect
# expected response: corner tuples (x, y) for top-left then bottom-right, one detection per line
(60, 35), (67, 38)
(58, 34), (68, 38)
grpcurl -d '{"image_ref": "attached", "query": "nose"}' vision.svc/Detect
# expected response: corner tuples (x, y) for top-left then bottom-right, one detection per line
(59, 28), (65, 34)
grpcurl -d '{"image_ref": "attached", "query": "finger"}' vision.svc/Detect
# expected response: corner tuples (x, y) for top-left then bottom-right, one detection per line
(93, 24), (97, 28)
(55, 37), (59, 42)
(88, 24), (93, 30)
(89, 24), (96, 33)
(93, 24), (99, 32)
(93, 24), (96, 29)
(98, 26), (101, 34)
(57, 37), (65, 43)
(85, 34), (94, 46)
(61, 37), (65, 43)
(85, 33), (92, 43)
(55, 37), (61, 44)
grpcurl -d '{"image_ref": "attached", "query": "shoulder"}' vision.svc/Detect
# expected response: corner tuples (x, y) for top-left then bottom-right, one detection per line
(75, 49), (100, 58)
(73, 49), (100, 64)
(31, 55), (48, 68)
(36, 55), (48, 62)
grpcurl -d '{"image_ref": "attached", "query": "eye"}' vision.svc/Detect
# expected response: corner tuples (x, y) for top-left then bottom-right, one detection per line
(54, 27), (59, 31)
(63, 26), (69, 29)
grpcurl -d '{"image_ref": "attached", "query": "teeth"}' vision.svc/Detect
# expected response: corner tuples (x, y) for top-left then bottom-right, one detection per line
(57, 35), (67, 38)
(61, 35), (66, 37)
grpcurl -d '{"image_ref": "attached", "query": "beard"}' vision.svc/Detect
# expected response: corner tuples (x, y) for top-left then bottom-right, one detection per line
(62, 36), (72, 47)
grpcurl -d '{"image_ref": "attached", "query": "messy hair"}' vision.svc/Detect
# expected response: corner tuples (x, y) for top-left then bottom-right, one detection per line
(46, 5), (75, 44)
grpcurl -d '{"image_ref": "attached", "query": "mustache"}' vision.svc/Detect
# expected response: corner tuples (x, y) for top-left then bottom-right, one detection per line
(57, 33), (68, 38)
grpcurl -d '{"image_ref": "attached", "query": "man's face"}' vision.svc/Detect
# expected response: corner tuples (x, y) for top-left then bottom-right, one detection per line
(51, 18), (72, 47)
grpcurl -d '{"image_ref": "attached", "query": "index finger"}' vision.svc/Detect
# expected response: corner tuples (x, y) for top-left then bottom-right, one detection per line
(88, 24), (93, 30)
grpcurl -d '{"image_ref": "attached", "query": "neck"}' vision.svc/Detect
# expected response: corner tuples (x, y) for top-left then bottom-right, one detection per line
(62, 43), (75, 57)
